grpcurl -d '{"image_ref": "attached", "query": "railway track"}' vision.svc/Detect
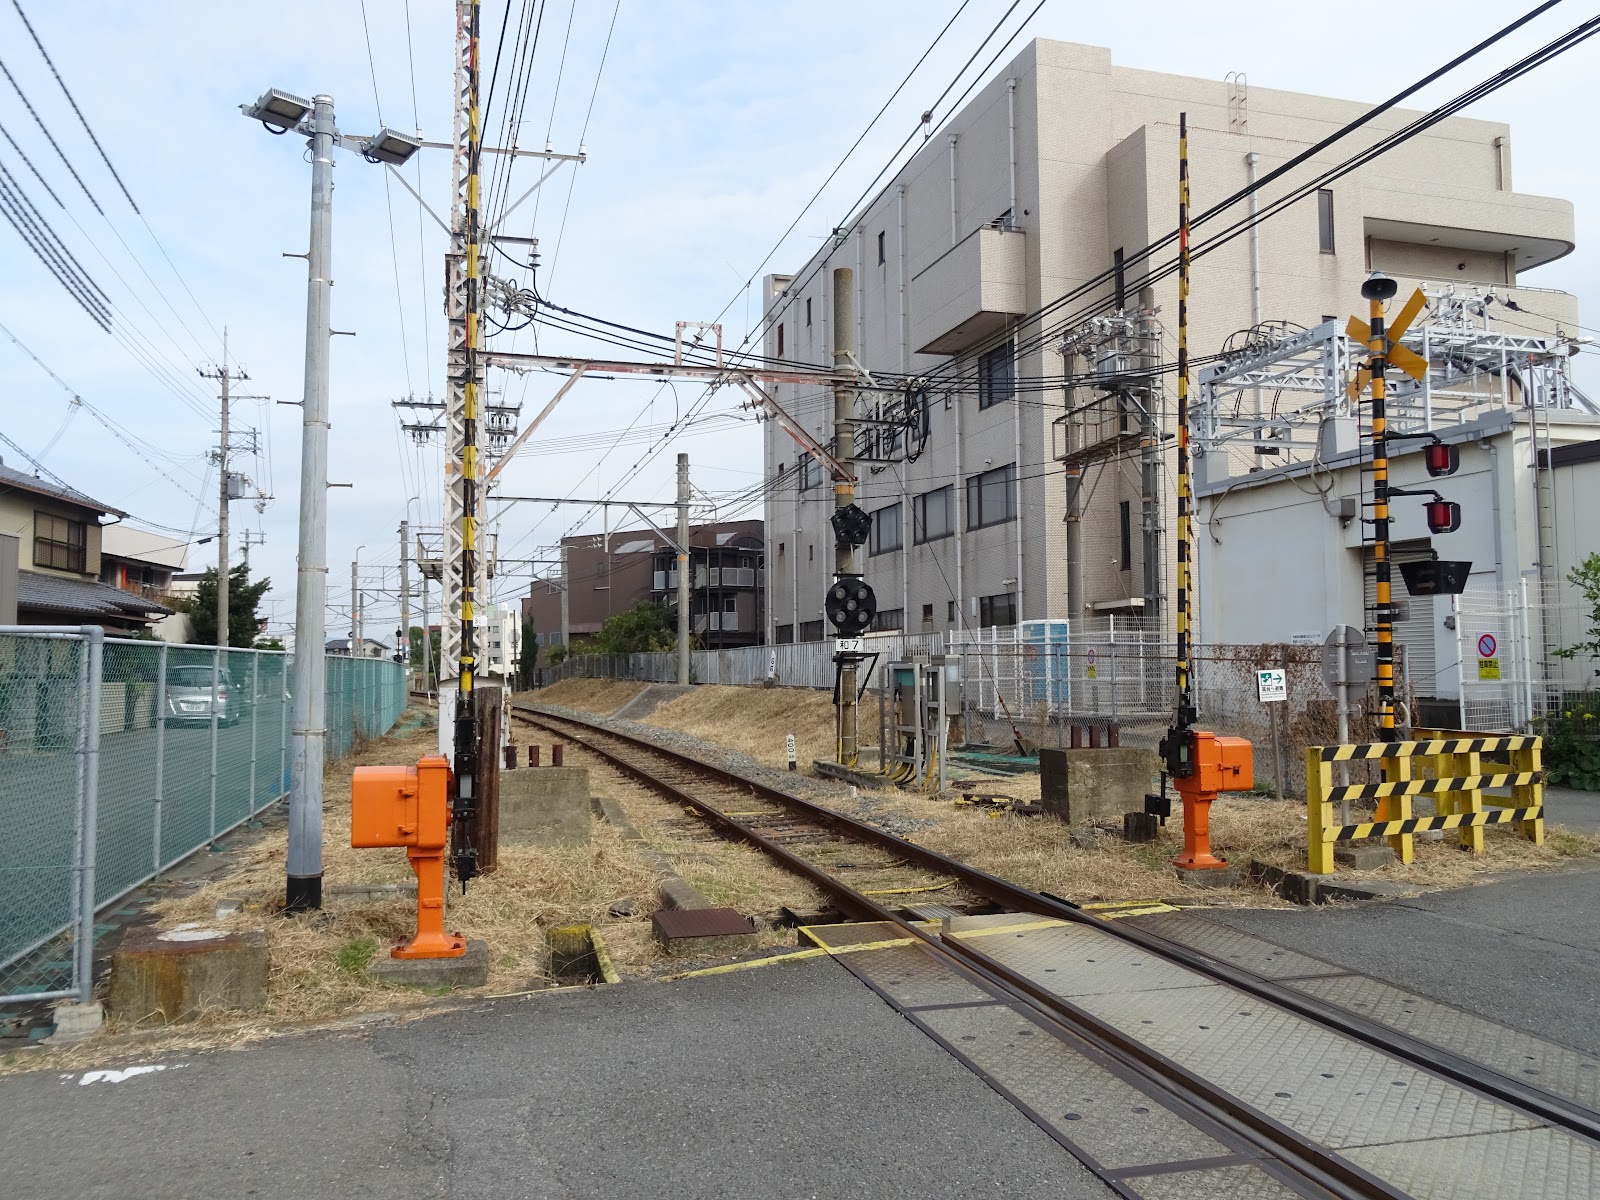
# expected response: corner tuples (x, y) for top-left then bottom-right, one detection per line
(512, 702), (1600, 1200)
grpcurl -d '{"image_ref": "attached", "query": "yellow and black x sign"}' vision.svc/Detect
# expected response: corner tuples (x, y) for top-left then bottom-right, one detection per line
(1346, 287), (1429, 401)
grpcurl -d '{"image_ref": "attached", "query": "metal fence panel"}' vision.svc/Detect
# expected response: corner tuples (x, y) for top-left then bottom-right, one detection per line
(1, 632), (406, 1006)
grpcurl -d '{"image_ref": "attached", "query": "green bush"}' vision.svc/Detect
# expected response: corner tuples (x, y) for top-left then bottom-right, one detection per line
(1541, 695), (1600, 791)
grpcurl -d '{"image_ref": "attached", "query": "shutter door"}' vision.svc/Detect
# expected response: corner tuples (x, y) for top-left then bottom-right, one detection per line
(1365, 539), (1438, 701)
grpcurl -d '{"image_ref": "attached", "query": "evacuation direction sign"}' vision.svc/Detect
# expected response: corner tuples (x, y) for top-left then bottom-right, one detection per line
(1257, 669), (1287, 703)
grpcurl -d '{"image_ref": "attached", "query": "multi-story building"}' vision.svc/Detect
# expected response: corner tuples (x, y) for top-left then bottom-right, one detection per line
(522, 519), (764, 654)
(762, 38), (1576, 644)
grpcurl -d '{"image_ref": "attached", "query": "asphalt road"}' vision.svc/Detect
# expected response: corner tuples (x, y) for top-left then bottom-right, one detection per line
(0, 957), (1113, 1200)
(1545, 785), (1600, 833)
(1209, 860), (1600, 1055)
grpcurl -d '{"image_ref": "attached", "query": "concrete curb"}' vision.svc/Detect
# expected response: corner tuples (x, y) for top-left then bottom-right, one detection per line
(592, 793), (713, 910)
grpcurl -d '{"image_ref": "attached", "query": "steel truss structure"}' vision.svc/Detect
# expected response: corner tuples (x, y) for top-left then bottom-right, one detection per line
(1194, 287), (1594, 476)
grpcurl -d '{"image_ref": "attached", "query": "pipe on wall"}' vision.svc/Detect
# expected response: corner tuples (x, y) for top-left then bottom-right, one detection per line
(1006, 79), (1018, 224)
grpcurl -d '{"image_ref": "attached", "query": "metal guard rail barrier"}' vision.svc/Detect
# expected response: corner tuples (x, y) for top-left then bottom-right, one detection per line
(1305, 730), (1543, 874)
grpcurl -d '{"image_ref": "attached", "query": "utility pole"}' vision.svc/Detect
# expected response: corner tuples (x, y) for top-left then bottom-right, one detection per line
(286, 92), (336, 913)
(399, 519), (412, 674)
(200, 330), (255, 649)
(351, 557), (361, 649)
(1138, 309), (1163, 625)
(559, 542), (570, 655)
(676, 453), (690, 685)
(239, 530), (266, 575)
(832, 267), (860, 764)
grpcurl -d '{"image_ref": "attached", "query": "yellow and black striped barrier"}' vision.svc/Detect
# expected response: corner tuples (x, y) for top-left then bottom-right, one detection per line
(1306, 731), (1543, 874)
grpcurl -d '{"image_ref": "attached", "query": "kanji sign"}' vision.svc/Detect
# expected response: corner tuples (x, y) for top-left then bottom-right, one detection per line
(1257, 669), (1287, 703)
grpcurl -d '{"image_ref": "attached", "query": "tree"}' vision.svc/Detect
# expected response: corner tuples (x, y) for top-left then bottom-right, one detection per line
(1554, 553), (1600, 664)
(518, 618), (537, 688)
(407, 626), (441, 682)
(254, 637), (285, 651)
(188, 565), (271, 648)
(583, 600), (678, 655)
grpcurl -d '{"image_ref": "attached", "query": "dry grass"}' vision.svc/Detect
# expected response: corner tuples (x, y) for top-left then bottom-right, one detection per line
(644, 685), (839, 772)
(4, 704), (812, 1073)
(519, 678), (645, 714)
(562, 738), (823, 922)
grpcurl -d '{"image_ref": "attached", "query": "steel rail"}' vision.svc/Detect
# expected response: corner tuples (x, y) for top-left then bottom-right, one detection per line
(512, 707), (1419, 1199)
(514, 701), (1600, 1150)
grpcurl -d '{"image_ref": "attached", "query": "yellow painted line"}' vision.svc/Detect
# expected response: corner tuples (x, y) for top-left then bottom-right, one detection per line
(660, 947), (829, 982)
(590, 930), (623, 986)
(1097, 903), (1185, 919)
(861, 881), (955, 896)
(800, 926), (919, 953)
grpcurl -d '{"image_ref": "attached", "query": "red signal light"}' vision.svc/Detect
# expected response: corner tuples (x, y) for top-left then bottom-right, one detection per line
(1425, 500), (1461, 534)
(1424, 442), (1459, 477)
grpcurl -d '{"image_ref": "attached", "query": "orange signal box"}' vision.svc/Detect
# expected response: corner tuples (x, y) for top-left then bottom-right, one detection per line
(351, 754), (466, 959)
(1172, 730), (1253, 871)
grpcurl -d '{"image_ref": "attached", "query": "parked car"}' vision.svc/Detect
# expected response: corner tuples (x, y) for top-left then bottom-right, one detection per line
(163, 666), (245, 726)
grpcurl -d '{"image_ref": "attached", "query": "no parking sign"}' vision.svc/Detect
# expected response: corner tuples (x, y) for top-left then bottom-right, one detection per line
(1477, 632), (1501, 681)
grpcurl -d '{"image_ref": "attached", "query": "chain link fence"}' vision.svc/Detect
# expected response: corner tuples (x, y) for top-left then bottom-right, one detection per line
(0, 628), (406, 1006)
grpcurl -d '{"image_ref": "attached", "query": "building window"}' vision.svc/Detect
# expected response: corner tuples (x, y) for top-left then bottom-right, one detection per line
(776, 623), (794, 644)
(877, 230), (886, 265)
(799, 619), (824, 642)
(913, 485), (955, 543)
(979, 592), (1017, 628)
(978, 339), (1014, 409)
(1317, 189), (1335, 254)
(777, 323), (785, 358)
(921, 603), (934, 624)
(34, 511), (86, 573)
(1119, 500), (1131, 571)
(869, 503), (903, 555)
(966, 464), (1017, 530)
(871, 607), (903, 633)
(808, 544), (814, 562)
(722, 595), (738, 613)
(798, 452), (819, 491)
(805, 296), (812, 327)
(778, 542), (785, 558)
(947, 600), (957, 622)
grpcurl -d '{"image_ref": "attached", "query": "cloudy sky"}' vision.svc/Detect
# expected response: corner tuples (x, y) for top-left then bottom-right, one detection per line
(0, 0), (1593, 645)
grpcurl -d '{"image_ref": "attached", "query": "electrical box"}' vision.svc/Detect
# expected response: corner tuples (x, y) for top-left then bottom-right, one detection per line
(351, 755), (450, 850)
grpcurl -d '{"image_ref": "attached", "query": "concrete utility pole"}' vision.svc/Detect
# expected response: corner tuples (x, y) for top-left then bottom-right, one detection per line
(201, 330), (255, 648)
(676, 453), (690, 685)
(286, 92), (336, 913)
(399, 519), (411, 673)
(559, 542), (570, 656)
(239, 530), (266, 575)
(832, 267), (859, 764)
(351, 556), (361, 648)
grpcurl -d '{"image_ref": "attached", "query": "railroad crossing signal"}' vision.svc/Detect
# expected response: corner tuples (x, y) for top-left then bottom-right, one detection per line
(1345, 287), (1429, 400)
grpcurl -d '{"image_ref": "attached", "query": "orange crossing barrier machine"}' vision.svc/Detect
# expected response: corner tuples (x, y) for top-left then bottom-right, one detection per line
(351, 756), (467, 959)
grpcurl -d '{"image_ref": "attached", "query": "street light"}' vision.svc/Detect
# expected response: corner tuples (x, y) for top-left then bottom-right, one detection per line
(244, 88), (419, 913)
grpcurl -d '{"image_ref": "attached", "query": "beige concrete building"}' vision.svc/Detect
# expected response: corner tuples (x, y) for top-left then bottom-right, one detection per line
(762, 38), (1577, 643)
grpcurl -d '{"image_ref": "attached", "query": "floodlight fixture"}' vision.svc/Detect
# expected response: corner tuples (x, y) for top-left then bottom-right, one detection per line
(242, 88), (312, 132)
(361, 127), (423, 166)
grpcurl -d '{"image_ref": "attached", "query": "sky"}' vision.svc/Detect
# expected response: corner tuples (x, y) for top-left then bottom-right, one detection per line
(0, 0), (1594, 647)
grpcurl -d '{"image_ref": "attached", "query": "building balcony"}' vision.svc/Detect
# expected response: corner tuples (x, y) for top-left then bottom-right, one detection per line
(910, 225), (1027, 356)
(1362, 181), (1574, 274)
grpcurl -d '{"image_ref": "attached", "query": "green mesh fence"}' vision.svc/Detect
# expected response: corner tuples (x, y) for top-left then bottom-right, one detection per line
(1, 632), (405, 1003)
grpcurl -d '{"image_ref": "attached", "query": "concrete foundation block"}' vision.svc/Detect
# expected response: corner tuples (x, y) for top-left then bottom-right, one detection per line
(1174, 862), (1243, 890)
(367, 939), (489, 990)
(499, 767), (592, 847)
(1335, 843), (1398, 870)
(109, 924), (269, 1025)
(44, 999), (103, 1045)
(1040, 747), (1159, 825)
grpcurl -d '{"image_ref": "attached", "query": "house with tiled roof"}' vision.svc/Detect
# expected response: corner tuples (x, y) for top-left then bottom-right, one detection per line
(0, 458), (174, 635)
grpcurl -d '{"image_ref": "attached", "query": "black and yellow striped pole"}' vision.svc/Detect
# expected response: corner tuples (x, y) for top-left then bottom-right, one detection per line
(1361, 272), (1399, 742)
(1173, 112), (1196, 746)
(450, 0), (482, 885)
